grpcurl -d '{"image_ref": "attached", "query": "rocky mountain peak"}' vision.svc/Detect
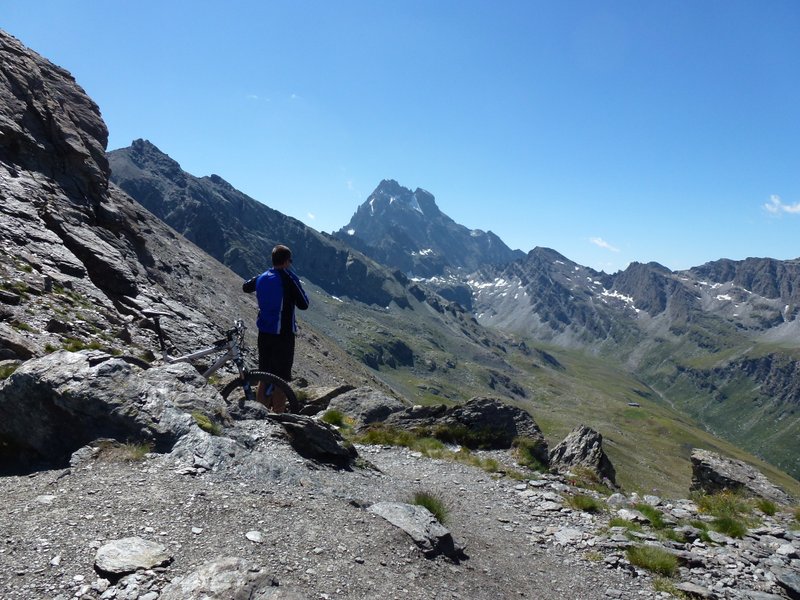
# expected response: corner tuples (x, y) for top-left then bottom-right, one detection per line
(116, 138), (187, 186)
(206, 173), (236, 190)
(335, 180), (523, 277)
(362, 179), (442, 220)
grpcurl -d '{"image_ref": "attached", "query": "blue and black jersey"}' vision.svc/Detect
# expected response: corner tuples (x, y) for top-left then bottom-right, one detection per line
(242, 268), (309, 334)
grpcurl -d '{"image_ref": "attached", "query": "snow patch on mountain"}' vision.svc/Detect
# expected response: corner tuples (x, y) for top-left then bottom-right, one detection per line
(601, 289), (639, 312)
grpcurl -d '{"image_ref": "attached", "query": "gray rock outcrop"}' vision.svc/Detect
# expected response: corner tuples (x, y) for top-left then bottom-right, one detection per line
(268, 413), (358, 468)
(159, 558), (291, 600)
(549, 425), (617, 486)
(382, 397), (548, 462)
(0, 350), (226, 471)
(690, 448), (792, 505)
(327, 386), (407, 427)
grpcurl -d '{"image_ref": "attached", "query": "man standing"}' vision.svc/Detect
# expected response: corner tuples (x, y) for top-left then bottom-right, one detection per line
(242, 244), (309, 412)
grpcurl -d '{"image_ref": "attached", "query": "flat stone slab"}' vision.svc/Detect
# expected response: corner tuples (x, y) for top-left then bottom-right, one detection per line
(367, 501), (465, 560)
(95, 536), (172, 575)
(159, 557), (300, 600)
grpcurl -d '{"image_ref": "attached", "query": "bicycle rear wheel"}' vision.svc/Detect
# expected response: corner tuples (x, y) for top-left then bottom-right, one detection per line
(221, 371), (300, 414)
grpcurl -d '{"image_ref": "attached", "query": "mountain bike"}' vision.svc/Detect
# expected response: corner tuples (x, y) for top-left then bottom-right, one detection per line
(139, 309), (299, 413)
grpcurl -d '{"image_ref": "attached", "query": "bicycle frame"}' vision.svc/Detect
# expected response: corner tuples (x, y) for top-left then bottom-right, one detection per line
(143, 310), (249, 381)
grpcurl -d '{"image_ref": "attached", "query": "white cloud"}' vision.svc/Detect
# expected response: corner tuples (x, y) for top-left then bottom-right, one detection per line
(589, 237), (620, 252)
(245, 94), (259, 100)
(307, 212), (316, 220)
(764, 194), (800, 215)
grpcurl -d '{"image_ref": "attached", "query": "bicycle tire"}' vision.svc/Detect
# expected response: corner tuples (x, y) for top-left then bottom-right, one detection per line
(221, 371), (300, 414)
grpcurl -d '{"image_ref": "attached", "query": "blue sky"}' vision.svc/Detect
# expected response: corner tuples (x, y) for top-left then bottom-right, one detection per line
(4, 1), (799, 272)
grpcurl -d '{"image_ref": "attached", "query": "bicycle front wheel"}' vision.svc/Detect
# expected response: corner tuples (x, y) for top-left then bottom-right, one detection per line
(221, 371), (300, 414)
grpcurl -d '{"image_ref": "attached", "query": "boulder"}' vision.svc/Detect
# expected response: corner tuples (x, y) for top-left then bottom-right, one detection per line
(297, 384), (355, 416)
(0, 322), (36, 360)
(94, 537), (172, 577)
(268, 413), (358, 469)
(0, 350), (227, 472)
(367, 502), (466, 561)
(774, 569), (800, 600)
(382, 397), (548, 460)
(159, 558), (299, 600)
(548, 425), (617, 486)
(327, 386), (407, 426)
(690, 448), (792, 505)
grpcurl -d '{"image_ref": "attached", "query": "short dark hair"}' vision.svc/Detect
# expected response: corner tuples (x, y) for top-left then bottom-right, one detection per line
(272, 244), (292, 266)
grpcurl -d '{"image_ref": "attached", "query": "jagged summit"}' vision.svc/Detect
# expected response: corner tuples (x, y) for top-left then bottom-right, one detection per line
(335, 180), (523, 277)
(357, 179), (442, 220)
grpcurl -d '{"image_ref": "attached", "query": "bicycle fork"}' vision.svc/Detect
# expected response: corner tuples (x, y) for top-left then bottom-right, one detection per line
(232, 353), (256, 404)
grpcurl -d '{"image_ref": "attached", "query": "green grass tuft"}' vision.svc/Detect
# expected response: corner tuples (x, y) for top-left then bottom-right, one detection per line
(754, 498), (777, 516)
(694, 490), (755, 538)
(192, 411), (222, 436)
(794, 506), (800, 524)
(97, 441), (153, 462)
(568, 494), (604, 513)
(120, 442), (153, 461)
(652, 577), (688, 598)
(356, 425), (521, 479)
(634, 503), (668, 529)
(626, 545), (678, 577)
(357, 424), (419, 448)
(694, 490), (750, 518)
(0, 364), (18, 380)
(62, 337), (103, 352)
(711, 515), (748, 538)
(429, 423), (508, 449)
(411, 491), (449, 524)
(321, 409), (346, 427)
(513, 436), (547, 471)
(609, 517), (642, 532)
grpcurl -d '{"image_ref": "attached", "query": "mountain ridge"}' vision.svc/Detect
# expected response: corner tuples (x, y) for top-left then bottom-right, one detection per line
(108, 140), (412, 309)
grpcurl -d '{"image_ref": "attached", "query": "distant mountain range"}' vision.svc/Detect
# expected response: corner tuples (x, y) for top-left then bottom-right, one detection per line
(331, 179), (800, 476)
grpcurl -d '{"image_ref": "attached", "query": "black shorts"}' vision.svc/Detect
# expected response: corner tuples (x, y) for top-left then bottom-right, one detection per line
(257, 332), (295, 381)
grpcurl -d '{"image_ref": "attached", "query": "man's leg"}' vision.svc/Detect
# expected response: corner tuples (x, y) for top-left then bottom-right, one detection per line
(271, 388), (287, 413)
(257, 380), (272, 410)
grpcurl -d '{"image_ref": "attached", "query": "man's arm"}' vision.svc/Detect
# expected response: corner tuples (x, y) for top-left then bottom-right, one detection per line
(284, 270), (309, 310)
(242, 275), (258, 293)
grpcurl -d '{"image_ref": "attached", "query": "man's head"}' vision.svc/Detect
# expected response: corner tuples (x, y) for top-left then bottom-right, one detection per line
(272, 244), (293, 268)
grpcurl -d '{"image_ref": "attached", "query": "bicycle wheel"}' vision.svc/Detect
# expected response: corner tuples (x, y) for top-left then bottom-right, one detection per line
(221, 371), (300, 414)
